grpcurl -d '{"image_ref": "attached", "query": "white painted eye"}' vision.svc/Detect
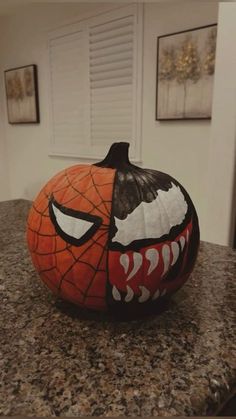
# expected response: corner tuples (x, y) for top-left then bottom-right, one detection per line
(112, 182), (188, 246)
(52, 203), (93, 239)
(49, 198), (102, 246)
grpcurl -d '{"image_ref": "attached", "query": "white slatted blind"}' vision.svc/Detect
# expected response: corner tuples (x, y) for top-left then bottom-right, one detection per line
(89, 16), (133, 146)
(49, 31), (86, 149)
(48, 5), (143, 160)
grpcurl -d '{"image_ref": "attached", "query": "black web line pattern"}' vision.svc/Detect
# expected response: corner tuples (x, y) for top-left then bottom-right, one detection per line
(37, 233), (108, 301)
(42, 273), (106, 300)
(82, 242), (108, 304)
(32, 170), (113, 233)
(31, 206), (43, 252)
(69, 230), (108, 259)
(32, 204), (50, 218)
(33, 167), (113, 219)
(89, 167), (110, 215)
(33, 171), (74, 217)
(36, 191), (52, 216)
(38, 257), (107, 276)
(71, 170), (114, 190)
(64, 169), (110, 219)
(30, 229), (107, 257)
(56, 230), (107, 287)
(28, 226), (58, 237)
(29, 166), (114, 305)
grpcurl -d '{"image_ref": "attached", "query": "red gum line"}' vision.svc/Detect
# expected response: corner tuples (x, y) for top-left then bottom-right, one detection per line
(108, 220), (193, 296)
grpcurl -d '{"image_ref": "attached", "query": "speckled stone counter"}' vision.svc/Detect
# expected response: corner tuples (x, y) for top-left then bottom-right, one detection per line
(0, 199), (235, 416)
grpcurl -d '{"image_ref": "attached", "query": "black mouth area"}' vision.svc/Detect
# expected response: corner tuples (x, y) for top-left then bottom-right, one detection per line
(106, 280), (170, 319)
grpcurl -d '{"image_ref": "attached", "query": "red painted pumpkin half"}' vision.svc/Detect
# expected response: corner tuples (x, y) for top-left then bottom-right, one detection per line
(27, 142), (200, 316)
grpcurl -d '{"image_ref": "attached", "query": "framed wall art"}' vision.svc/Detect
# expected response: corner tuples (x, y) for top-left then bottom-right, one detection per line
(4, 64), (40, 124)
(156, 24), (217, 120)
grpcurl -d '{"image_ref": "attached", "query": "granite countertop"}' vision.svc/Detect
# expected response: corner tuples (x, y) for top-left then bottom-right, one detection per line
(0, 199), (235, 416)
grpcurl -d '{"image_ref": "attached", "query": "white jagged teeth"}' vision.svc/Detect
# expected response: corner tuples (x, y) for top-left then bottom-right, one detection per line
(125, 285), (134, 303)
(162, 244), (170, 277)
(161, 288), (167, 296)
(138, 286), (150, 303)
(120, 253), (129, 274)
(171, 241), (179, 266)
(152, 288), (160, 300)
(112, 285), (121, 301)
(126, 252), (143, 281)
(186, 229), (189, 242)
(145, 248), (159, 275)
(180, 236), (185, 251)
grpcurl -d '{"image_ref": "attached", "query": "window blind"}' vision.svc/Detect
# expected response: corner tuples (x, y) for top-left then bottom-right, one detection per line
(49, 30), (87, 150)
(48, 5), (143, 160)
(89, 16), (133, 146)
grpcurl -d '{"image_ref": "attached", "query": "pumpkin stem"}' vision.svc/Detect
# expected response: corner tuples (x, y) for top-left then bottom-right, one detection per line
(95, 142), (131, 169)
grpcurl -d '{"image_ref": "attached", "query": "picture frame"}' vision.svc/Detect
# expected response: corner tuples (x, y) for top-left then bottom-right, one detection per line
(156, 24), (217, 121)
(4, 64), (40, 124)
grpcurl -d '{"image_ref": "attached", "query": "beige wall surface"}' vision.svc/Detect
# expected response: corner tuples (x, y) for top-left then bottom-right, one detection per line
(0, 17), (10, 201)
(204, 2), (236, 246)
(0, 3), (121, 202)
(2, 1), (234, 246)
(141, 2), (218, 243)
(0, 117), (9, 201)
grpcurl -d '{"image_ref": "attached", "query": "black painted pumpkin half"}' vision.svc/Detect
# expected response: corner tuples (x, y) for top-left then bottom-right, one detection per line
(27, 142), (200, 317)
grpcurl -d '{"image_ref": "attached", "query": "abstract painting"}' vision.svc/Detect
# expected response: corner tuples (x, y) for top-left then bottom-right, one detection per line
(4, 64), (40, 124)
(156, 24), (217, 120)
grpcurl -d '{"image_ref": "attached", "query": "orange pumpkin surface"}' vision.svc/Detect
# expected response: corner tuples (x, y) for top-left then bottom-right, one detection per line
(27, 164), (115, 311)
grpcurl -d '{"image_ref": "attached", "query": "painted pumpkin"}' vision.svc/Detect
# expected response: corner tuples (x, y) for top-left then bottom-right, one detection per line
(27, 142), (199, 316)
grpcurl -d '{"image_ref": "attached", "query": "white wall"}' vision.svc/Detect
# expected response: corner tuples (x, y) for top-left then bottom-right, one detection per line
(204, 2), (236, 246)
(0, 2), (223, 243)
